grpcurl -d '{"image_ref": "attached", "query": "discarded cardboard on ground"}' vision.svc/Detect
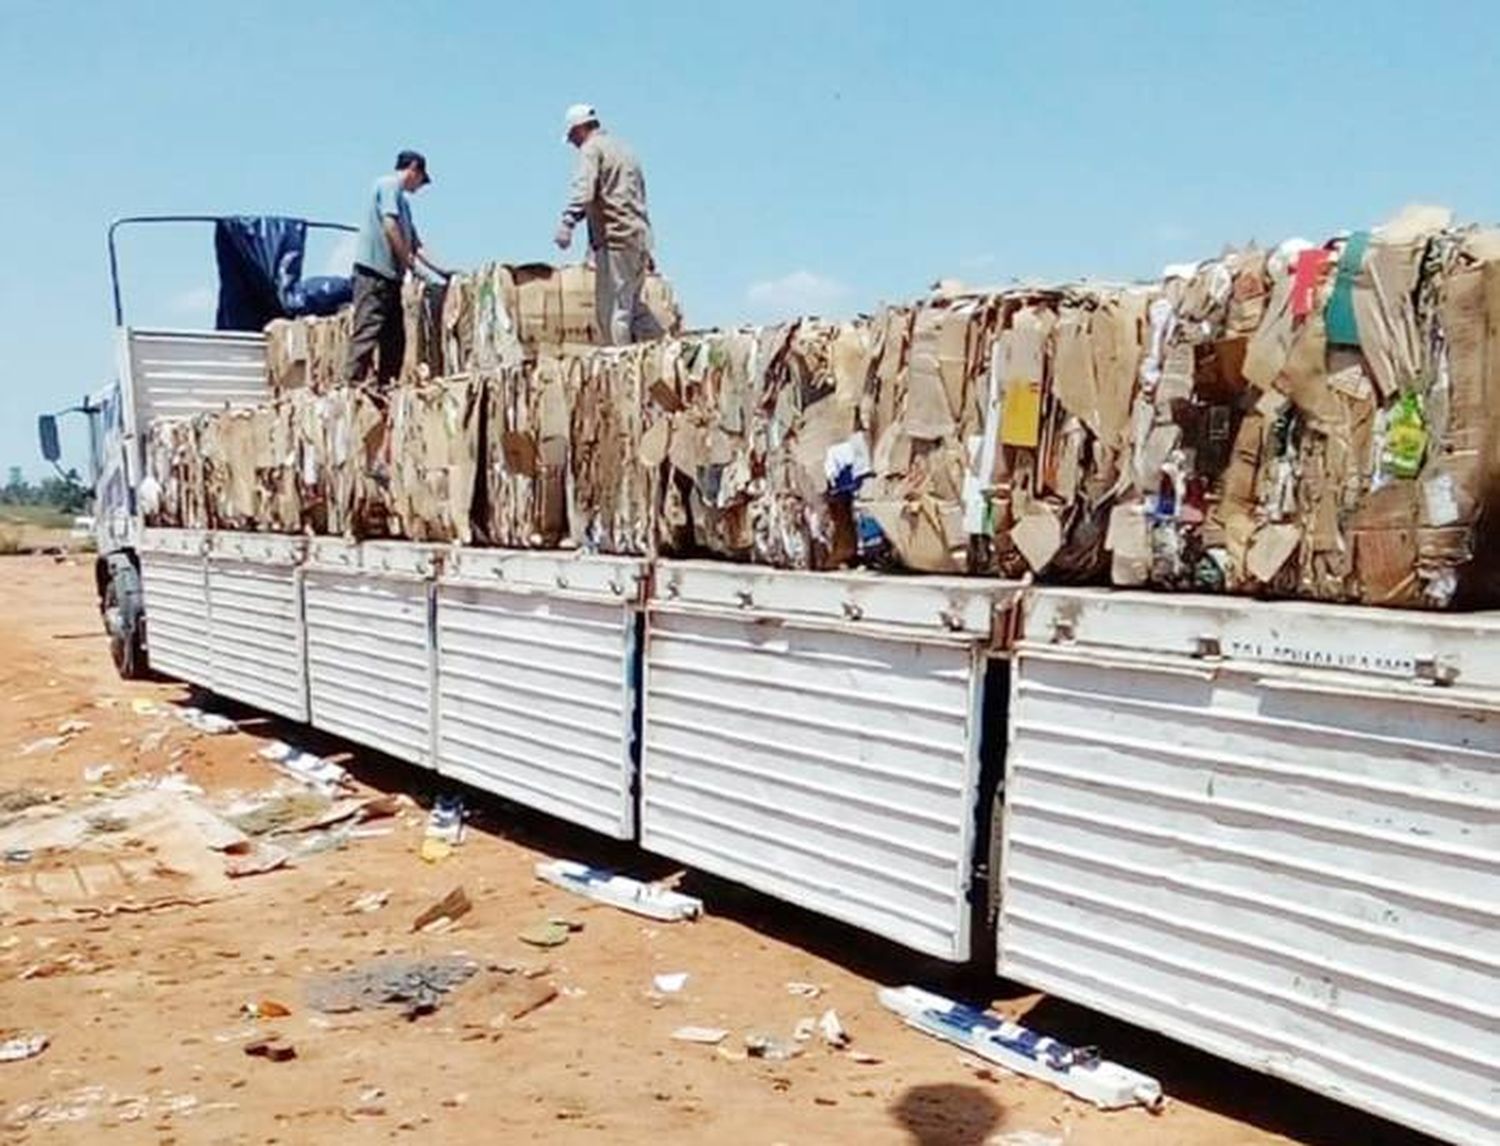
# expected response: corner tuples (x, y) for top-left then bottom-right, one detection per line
(0, 790), (236, 923)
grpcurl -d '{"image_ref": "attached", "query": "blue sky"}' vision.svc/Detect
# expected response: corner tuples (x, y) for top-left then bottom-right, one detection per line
(3, 0), (1496, 476)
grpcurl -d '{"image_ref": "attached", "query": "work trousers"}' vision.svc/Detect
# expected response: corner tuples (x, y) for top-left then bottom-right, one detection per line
(345, 266), (405, 388)
(595, 245), (663, 346)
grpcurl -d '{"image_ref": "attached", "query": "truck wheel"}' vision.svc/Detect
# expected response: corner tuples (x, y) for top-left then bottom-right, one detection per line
(102, 562), (148, 680)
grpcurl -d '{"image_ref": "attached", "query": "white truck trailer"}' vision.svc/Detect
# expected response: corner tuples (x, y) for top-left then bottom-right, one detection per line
(40, 222), (1497, 1146)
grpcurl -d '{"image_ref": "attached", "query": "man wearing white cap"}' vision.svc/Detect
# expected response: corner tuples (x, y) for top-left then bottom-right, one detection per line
(554, 104), (662, 346)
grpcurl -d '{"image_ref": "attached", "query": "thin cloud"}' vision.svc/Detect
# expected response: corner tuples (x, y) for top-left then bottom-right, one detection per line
(745, 270), (849, 320)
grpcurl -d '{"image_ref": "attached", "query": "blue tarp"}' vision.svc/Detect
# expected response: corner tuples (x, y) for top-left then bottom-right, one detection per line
(213, 217), (353, 330)
(214, 216), (307, 331)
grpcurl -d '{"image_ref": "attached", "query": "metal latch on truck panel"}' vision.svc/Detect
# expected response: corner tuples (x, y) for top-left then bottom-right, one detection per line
(1413, 655), (1459, 686)
(1192, 635), (1223, 660)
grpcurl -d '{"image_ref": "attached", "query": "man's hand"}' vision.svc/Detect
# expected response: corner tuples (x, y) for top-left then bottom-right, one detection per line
(554, 222), (574, 251)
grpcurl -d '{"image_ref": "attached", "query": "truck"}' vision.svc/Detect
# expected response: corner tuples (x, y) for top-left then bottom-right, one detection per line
(40, 218), (1498, 1146)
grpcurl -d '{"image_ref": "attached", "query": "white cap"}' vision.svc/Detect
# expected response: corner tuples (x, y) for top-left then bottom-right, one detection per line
(563, 103), (598, 138)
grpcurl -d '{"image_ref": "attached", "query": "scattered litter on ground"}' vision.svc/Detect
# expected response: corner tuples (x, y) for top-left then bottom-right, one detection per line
(224, 841), (291, 878)
(482, 978), (559, 1024)
(19, 953), (100, 980)
(130, 698), (159, 716)
(879, 985), (1164, 1111)
(225, 791), (330, 837)
(420, 838), (452, 863)
(989, 1132), (1066, 1146)
(849, 1051), (883, 1065)
(81, 763), (116, 784)
(424, 792), (465, 851)
(306, 956), (480, 1020)
(176, 707), (236, 735)
(348, 888), (391, 914)
(745, 1033), (803, 1062)
(794, 1017), (817, 1042)
(652, 972), (689, 994)
(0, 788), (52, 814)
(350, 1086), (387, 1117)
(19, 736), (66, 757)
(258, 741), (351, 795)
(518, 920), (572, 948)
(56, 718), (91, 736)
(136, 729), (170, 754)
(243, 1036), (296, 1062)
(535, 859), (703, 922)
(413, 886), (471, 933)
(4, 848), (32, 864)
(150, 772), (204, 795)
(787, 981), (822, 999)
(818, 1008), (851, 1049)
(672, 1026), (729, 1045)
(0, 1034), (49, 1063)
(241, 1000), (291, 1020)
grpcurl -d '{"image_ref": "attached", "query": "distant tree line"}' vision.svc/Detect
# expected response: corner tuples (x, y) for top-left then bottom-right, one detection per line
(3, 466), (89, 514)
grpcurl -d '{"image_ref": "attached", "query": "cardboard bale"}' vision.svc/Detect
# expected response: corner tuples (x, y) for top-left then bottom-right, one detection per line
(400, 278), (448, 385)
(388, 376), (481, 543)
(449, 261), (683, 370)
(265, 318), (309, 392)
(568, 344), (655, 556)
(655, 329), (759, 561)
(745, 319), (868, 570)
(1111, 210), (1500, 609)
(480, 360), (571, 548)
(853, 287), (1145, 579)
(141, 418), (205, 529)
(265, 309), (352, 395)
(320, 386), (395, 539)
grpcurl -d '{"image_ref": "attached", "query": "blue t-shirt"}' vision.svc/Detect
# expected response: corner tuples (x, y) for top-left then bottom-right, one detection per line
(353, 173), (418, 280)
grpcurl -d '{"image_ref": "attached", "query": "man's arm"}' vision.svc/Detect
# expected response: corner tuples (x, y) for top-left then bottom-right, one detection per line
(555, 144), (600, 249)
(381, 215), (416, 272)
(414, 247), (452, 279)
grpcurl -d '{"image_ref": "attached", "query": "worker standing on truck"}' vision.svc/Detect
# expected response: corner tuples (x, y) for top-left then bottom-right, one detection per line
(553, 105), (662, 346)
(346, 149), (450, 387)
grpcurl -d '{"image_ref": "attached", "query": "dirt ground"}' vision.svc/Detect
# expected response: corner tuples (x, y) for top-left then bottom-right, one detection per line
(0, 556), (1430, 1146)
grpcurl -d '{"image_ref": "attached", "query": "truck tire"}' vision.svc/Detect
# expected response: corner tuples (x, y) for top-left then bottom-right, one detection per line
(102, 559), (148, 680)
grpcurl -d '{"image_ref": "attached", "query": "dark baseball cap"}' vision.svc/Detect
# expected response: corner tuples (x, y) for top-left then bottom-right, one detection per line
(395, 150), (431, 185)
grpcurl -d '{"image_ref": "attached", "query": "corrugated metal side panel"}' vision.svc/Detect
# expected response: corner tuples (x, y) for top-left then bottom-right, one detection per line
(140, 550), (210, 684)
(1002, 649), (1500, 1146)
(207, 558), (306, 722)
(436, 585), (635, 839)
(128, 330), (268, 425)
(641, 609), (982, 960)
(304, 570), (433, 767)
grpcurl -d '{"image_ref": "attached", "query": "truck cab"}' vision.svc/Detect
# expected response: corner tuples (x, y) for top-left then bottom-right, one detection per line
(37, 214), (355, 677)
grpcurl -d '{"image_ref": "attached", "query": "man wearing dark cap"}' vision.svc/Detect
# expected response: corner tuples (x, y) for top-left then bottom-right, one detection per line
(345, 149), (450, 387)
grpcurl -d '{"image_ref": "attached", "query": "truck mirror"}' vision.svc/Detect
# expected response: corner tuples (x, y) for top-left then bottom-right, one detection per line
(37, 414), (61, 463)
